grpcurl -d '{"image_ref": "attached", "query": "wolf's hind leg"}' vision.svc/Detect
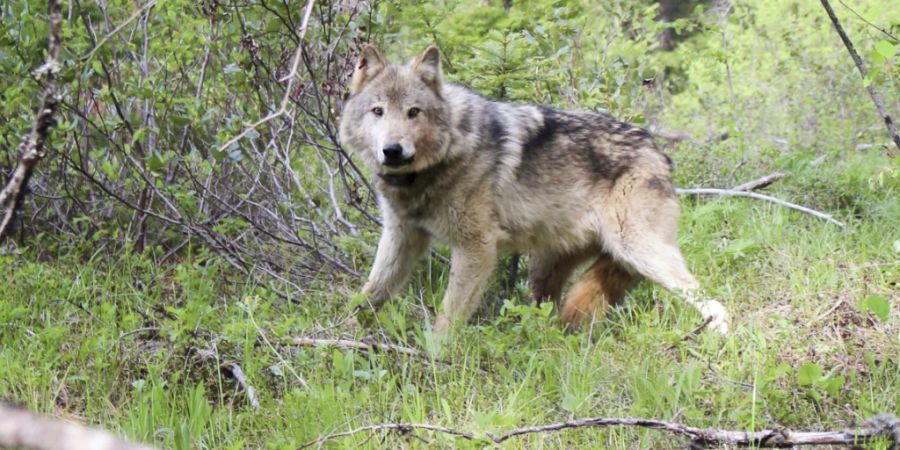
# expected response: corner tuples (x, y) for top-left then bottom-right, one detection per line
(603, 183), (729, 334)
(561, 255), (637, 328)
(600, 175), (730, 333)
(614, 239), (728, 332)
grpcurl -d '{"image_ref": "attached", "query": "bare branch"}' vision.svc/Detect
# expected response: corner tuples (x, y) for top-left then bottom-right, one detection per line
(301, 414), (900, 448)
(835, 0), (898, 42)
(732, 172), (784, 192)
(0, 0), (63, 242)
(819, 0), (900, 149)
(0, 402), (156, 450)
(299, 423), (477, 448)
(215, 0), (316, 153)
(675, 188), (847, 229)
(79, 0), (158, 64)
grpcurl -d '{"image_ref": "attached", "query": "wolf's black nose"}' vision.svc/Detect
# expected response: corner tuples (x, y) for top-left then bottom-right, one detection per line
(382, 143), (404, 163)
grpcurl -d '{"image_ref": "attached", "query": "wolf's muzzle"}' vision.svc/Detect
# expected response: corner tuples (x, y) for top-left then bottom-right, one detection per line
(382, 143), (414, 167)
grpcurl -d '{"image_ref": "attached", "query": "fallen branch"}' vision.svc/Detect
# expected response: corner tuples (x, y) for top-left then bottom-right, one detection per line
(732, 172), (784, 192)
(300, 423), (477, 448)
(0, 402), (156, 450)
(819, 0), (900, 150)
(300, 414), (900, 448)
(669, 316), (714, 349)
(0, 0), (62, 242)
(223, 363), (260, 411)
(675, 188), (847, 229)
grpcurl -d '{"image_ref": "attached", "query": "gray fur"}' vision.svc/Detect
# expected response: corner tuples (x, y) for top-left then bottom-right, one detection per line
(339, 45), (729, 335)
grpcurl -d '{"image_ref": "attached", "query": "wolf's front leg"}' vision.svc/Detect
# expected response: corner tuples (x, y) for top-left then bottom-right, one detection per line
(362, 223), (431, 310)
(432, 239), (497, 335)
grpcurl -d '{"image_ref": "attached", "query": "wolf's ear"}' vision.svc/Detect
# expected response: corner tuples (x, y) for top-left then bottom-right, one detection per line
(350, 45), (385, 94)
(413, 45), (442, 94)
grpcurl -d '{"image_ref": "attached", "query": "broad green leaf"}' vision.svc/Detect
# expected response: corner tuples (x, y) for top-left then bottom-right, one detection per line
(823, 375), (845, 397)
(859, 295), (890, 322)
(863, 68), (879, 87)
(561, 393), (580, 412)
(874, 40), (896, 59)
(798, 362), (822, 386)
(347, 292), (367, 311)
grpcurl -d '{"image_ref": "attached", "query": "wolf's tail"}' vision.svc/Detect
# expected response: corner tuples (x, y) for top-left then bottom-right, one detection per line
(561, 256), (636, 328)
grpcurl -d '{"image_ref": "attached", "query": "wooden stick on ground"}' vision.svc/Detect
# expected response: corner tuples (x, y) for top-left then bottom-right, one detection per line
(223, 363), (260, 411)
(0, 403), (156, 450)
(732, 172), (785, 192)
(300, 414), (900, 448)
(0, 0), (63, 242)
(676, 187), (847, 229)
(819, 0), (900, 150)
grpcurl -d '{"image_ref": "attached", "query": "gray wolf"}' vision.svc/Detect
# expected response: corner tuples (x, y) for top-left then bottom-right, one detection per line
(338, 45), (728, 335)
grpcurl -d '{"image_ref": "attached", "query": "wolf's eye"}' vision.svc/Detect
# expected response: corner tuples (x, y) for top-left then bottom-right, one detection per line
(372, 107), (384, 117)
(407, 107), (421, 119)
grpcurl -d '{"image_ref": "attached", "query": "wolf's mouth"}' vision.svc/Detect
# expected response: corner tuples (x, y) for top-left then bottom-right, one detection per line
(382, 155), (415, 168)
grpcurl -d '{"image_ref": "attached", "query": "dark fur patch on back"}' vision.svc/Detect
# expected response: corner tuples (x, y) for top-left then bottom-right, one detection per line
(457, 107), (473, 134)
(522, 107), (561, 155)
(663, 153), (674, 170)
(488, 105), (509, 146)
(645, 175), (674, 195)
(587, 147), (634, 182)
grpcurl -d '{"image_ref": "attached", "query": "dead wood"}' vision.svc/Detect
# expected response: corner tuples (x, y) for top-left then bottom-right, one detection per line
(0, 402), (156, 450)
(676, 187), (847, 229)
(0, 0), (63, 242)
(300, 413), (900, 448)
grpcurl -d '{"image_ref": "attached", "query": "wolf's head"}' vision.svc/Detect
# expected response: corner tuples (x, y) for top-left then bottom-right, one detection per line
(339, 45), (451, 179)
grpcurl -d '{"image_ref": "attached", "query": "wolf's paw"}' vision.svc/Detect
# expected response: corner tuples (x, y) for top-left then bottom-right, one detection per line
(698, 300), (729, 334)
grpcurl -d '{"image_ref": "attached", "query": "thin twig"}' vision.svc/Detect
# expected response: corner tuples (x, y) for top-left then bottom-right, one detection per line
(819, 0), (900, 149)
(216, 0), (315, 153)
(299, 423), (477, 448)
(808, 296), (846, 327)
(836, 0), (898, 41)
(300, 414), (900, 448)
(675, 188), (847, 229)
(732, 172), (784, 192)
(80, 0), (158, 64)
(670, 316), (714, 349)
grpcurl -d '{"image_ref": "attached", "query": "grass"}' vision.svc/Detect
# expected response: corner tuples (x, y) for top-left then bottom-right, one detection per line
(1, 149), (897, 449)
